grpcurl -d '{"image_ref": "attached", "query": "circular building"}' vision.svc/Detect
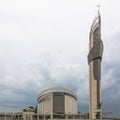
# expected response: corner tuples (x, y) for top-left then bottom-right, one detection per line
(37, 87), (77, 115)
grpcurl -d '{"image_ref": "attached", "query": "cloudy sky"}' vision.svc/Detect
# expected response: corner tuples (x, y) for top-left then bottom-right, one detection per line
(0, 0), (120, 117)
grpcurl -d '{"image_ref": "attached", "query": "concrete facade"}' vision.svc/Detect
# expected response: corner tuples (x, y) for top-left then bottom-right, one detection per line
(88, 12), (103, 120)
(37, 87), (77, 115)
(65, 95), (77, 114)
(37, 93), (52, 114)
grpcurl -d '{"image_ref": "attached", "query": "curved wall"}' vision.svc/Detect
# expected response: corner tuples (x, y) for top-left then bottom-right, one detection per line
(37, 87), (77, 115)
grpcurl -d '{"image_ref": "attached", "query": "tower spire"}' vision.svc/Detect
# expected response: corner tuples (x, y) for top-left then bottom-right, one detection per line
(97, 0), (101, 14)
(97, 4), (100, 14)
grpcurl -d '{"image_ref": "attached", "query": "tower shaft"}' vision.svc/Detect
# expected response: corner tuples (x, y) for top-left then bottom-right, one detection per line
(88, 13), (103, 120)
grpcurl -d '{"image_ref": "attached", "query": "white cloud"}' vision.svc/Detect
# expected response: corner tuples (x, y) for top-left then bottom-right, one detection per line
(0, 0), (120, 114)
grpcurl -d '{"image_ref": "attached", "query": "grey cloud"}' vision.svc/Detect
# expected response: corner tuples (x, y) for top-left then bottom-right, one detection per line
(102, 53), (120, 116)
(0, 52), (89, 112)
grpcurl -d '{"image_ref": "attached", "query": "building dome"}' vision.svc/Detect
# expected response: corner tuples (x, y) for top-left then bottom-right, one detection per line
(37, 87), (77, 115)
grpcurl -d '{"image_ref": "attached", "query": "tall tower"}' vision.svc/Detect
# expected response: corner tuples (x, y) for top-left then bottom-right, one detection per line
(88, 12), (103, 120)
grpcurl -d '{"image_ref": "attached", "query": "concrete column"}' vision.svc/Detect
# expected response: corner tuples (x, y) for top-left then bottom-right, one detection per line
(50, 93), (53, 120)
(4, 114), (6, 120)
